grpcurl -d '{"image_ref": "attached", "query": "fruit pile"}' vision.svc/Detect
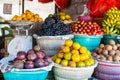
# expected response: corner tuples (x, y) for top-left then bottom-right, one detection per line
(52, 39), (95, 67)
(92, 40), (120, 63)
(13, 45), (51, 69)
(70, 21), (104, 35)
(102, 7), (120, 35)
(38, 14), (71, 36)
(57, 12), (72, 22)
(11, 10), (43, 22)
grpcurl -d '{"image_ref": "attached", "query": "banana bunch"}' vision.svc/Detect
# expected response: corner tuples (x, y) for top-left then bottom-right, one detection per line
(102, 7), (120, 35)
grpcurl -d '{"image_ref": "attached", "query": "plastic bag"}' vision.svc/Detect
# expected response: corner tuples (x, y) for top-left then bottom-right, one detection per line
(55, 0), (70, 10)
(116, 0), (120, 9)
(87, 0), (116, 18)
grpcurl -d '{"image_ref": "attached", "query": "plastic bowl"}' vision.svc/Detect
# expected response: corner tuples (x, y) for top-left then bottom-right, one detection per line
(33, 34), (74, 56)
(72, 35), (103, 52)
(94, 60), (120, 80)
(101, 35), (119, 44)
(53, 61), (98, 80)
(117, 35), (120, 44)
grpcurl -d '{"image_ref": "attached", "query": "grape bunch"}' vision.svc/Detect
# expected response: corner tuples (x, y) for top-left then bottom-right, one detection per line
(38, 14), (71, 36)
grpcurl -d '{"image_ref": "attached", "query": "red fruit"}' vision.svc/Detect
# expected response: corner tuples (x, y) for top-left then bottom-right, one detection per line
(17, 51), (26, 60)
(36, 51), (46, 59)
(34, 58), (45, 68)
(27, 49), (35, 55)
(25, 61), (34, 69)
(13, 60), (24, 69)
(27, 53), (37, 61)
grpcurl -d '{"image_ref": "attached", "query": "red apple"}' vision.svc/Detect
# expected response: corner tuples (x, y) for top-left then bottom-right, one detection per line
(17, 51), (26, 60)
(36, 51), (46, 59)
(25, 61), (34, 69)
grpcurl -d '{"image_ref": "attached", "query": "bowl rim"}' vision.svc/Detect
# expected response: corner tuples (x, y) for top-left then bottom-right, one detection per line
(97, 59), (120, 67)
(54, 60), (98, 70)
(74, 34), (103, 38)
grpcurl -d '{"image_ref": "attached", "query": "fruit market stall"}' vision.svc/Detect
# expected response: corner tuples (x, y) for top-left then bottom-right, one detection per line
(1, 0), (120, 80)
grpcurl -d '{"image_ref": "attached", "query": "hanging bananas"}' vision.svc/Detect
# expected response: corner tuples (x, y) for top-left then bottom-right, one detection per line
(102, 7), (120, 35)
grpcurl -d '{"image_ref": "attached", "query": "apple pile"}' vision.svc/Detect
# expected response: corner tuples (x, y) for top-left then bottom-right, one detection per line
(13, 45), (51, 69)
(70, 21), (104, 35)
(92, 40), (120, 63)
(52, 39), (95, 67)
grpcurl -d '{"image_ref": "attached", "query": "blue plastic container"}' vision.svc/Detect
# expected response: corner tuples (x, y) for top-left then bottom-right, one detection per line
(101, 35), (119, 44)
(72, 35), (103, 52)
(3, 70), (48, 80)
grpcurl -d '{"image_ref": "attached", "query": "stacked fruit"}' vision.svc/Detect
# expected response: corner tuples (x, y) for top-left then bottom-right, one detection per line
(52, 39), (95, 67)
(38, 14), (71, 36)
(57, 12), (72, 22)
(92, 40), (120, 63)
(70, 21), (104, 35)
(102, 7), (120, 35)
(11, 10), (43, 22)
(13, 45), (51, 69)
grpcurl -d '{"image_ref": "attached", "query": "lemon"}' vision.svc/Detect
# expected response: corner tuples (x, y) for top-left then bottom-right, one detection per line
(72, 54), (80, 62)
(65, 39), (73, 47)
(61, 59), (68, 66)
(79, 46), (87, 54)
(69, 61), (76, 67)
(72, 42), (81, 50)
(71, 49), (79, 55)
(65, 14), (71, 19)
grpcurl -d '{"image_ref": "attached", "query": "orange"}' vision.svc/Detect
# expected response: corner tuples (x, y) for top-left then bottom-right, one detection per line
(82, 53), (90, 60)
(64, 39), (73, 47)
(63, 52), (72, 60)
(76, 61), (85, 67)
(79, 54), (86, 61)
(79, 46), (87, 54)
(57, 52), (64, 58)
(87, 57), (95, 65)
(69, 61), (76, 67)
(72, 54), (80, 62)
(72, 42), (81, 50)
(62, 46), (70, 53)
(55, 58), (61, 64)
(84, 60), (92, 66)
(71, 49), (79, 55)
(17, 16), (22, 20)
(61, 59), (68, 66)
(34, 14), (39, 18)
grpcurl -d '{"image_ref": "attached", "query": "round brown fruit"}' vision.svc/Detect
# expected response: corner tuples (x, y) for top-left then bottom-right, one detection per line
(34, 45), (40, 51)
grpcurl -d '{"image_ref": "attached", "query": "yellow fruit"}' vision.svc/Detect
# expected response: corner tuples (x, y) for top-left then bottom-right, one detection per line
(79, 54), (86, 61)
(64, 52), (72, 60)
(58, 12), (66, 16)
(65, 14), (71, 19)
(61, 59), (68, 66)
(62, 46), (70, 53)
(64, 39), (73, 47)
(26, 13), (33, 20)
(52, 54), (58, 62)
(72, 54), (80, 62)
(87, 57), (95, 65)
(72, 42), (81, 50)
(60, 15), (66, 20)
(57, 52), (64, 58)
(69, 61), (76, 67)
(79, 46), (87, 54)
(55, 58), (61, 64)
(17, 16), (22, 20)
(71, 49), (79, 55)
(76, 61), (85, 67)
(84, 60), (92, 66)
(34, 14), (39, 18)
(11, 15), (18, 20)
(21, 13), (26, 18)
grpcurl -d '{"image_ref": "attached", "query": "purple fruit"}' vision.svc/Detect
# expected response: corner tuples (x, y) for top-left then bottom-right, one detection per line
(34, 58), (45, 68)
(25, 61), (34, 69)
(27, 49), (35, 55)
(17, 51), (26, 60)
(27, 53), (37, 61)
(13, 60), (24, 69)
(36, 51), (46, 59)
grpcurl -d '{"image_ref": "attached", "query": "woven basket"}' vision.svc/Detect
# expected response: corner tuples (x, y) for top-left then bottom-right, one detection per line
(94, 60), (120, 80)
(33, 34), (74, 56)
(53, 61), (98, 80)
